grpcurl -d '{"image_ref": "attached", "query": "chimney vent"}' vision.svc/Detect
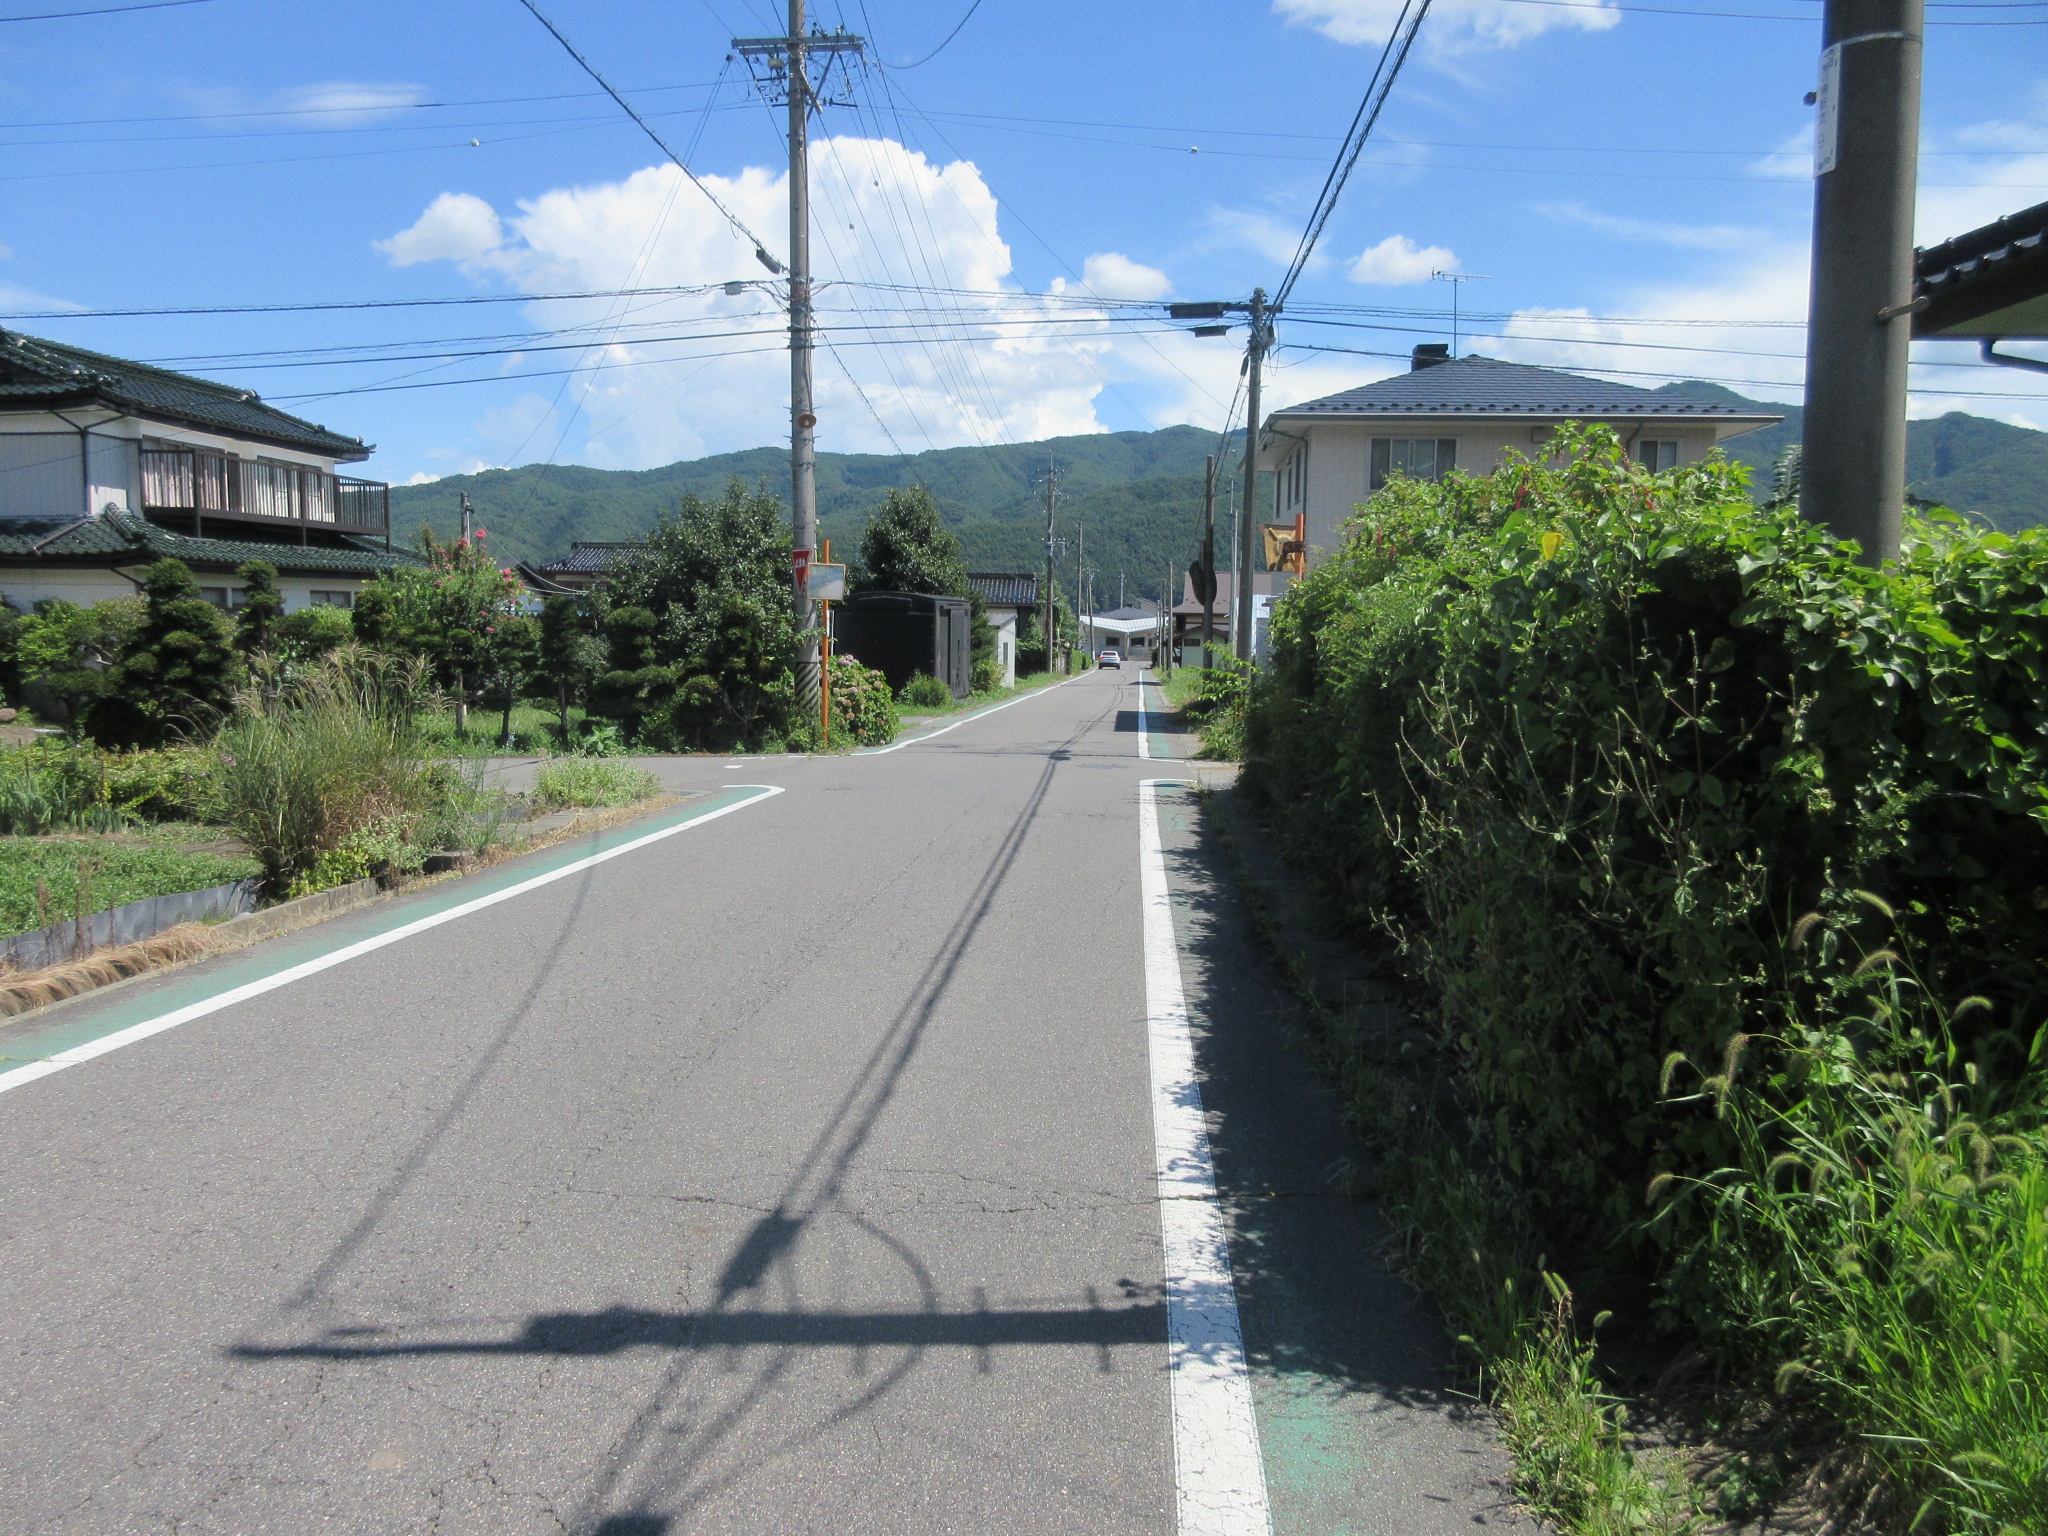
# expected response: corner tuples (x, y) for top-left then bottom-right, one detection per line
(1411, 344), (1451, 371)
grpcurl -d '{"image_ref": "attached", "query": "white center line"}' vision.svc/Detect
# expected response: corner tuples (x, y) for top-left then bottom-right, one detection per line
(1138, 779), (1273, 1536)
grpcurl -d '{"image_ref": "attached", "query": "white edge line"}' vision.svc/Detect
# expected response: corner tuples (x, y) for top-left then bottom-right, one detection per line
(860, 669), (1086, 754)
(0, 785), (786, 1100)
(1139, 778), (1273, 1536)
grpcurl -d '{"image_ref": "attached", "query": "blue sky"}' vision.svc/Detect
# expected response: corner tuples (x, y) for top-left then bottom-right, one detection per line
(2, 0), (2044, 484)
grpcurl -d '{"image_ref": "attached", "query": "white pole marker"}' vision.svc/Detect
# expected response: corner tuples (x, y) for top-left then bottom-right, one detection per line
(1138, 779), (1273, 1536)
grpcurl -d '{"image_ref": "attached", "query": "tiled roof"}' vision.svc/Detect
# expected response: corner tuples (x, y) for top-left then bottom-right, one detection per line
(0, 508), (405, 577)
(539, 541), (644, 574)
(0, 331), (370, 459)
(967, 572), (1038, 606)
(1271, 356), (1783, 419)
(1913, 198), (2048, 339)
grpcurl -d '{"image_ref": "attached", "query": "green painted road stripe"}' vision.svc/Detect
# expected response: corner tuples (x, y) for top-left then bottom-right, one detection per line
(0, 786), (781, 1087)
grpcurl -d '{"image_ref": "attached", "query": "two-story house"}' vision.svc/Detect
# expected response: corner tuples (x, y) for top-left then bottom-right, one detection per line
(0, 330), (402, 613)
(1258, 346), (1784, 568)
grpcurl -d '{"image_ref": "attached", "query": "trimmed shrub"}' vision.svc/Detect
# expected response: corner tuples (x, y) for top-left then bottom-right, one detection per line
(899, 673), (951, 709)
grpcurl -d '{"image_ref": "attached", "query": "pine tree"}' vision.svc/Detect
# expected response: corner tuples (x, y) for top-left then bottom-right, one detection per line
(234, 559), (284, 655)
(85, 559), (244, 747)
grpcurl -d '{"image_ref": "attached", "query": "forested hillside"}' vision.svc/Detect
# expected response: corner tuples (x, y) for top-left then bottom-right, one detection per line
(390, 427), (1234, 605)
(389, 385), (2048, 603)
(1659, 382), (2048, 531)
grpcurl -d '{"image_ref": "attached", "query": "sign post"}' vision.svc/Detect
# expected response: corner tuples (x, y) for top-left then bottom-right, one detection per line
(807, 541), (846, 745)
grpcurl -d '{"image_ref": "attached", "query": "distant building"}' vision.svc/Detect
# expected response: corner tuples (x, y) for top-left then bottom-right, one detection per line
(966, 572), (1037, 686)
(1257, 346), (1783, 569)
(1168, 571), (1293, 666)
(520, 541), (646, 596)
(1080, 604), (1160, 663)
(0, 330), (401, 612)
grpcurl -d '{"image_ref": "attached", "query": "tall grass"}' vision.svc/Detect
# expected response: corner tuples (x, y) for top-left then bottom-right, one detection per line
(1659, 921), (2048, 1533)
(204, 649), (450, 893)
(531, 756), (660, 810)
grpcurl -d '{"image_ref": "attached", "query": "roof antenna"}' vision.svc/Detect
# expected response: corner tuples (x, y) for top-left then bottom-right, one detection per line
(1430, 270), (1492, 357)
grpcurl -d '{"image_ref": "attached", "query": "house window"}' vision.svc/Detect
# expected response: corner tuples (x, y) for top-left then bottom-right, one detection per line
(198, 586), (231, 609)
(1369, 438), (1457, 492)
(1634, 440), (1680, 472)
(310, 590), (355, 608)
(1281, 448), (1307, 509)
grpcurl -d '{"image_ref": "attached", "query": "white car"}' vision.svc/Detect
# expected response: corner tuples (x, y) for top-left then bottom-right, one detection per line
(1097, 651), (1121, 669)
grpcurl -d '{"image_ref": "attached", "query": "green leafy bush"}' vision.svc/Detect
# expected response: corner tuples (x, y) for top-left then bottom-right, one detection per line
(1245, 424), (2048, 1242)
(276, 604), (354, 659)
(531, 756), (660, 810)
(899, 673), (951, 709)
(1246, 425), (2048, 1524)
(827, 653), (896, 745)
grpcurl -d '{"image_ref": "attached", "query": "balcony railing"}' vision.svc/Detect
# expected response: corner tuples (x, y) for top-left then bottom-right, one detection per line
(140, 447), (388, 540)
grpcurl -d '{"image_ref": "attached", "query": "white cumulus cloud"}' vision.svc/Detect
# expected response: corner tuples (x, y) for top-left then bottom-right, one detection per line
(377, 139), (1182, 469)
(1276, 0), (1619, 54)
(1061, 252), (1173, 302)
(1348, 233), (1455, 285)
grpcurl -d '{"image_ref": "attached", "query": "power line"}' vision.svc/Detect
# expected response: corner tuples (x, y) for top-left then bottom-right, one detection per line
(510, 0), (786, 274)
(1275, 0), (1435, 309)
(1282, 340), (2048, 399)
(884, 0), (987, 66)
(1488, 0), (2045, 17)
(0, 0), (210, 19)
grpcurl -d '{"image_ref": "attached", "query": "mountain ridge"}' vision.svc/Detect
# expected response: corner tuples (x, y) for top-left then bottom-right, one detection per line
(388, 387), (2047, 604)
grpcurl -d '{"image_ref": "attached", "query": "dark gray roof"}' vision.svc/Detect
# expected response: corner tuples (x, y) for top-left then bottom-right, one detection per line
(539, 541), (644, 574)
(0, 507), (405, 578)
(0, 331), (370, 460)
(1271, 356), (1783, 420)
(967, 572), (1038, 606)
(1914, 198), (2048, 340)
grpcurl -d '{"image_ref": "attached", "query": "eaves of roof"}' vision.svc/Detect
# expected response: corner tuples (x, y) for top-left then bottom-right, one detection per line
(0, 330), (371, 461)
(1913, 198), (2048, 340)
(1269, 355), (1783, 423)
(0, 509), (408, 577)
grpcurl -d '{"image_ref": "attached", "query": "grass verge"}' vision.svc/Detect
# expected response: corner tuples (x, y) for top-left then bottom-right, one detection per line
(892, 669), (1066, 723)
(1200, 785), (1704, 1534)
(0, 838), (260, 939)
(532, 757), (662, 810)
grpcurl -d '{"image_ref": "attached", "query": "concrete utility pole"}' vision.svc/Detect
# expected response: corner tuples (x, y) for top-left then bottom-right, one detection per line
(1800, 0), (1923, 564)
(459, 491), (473, 544)
(735, 8), (864, 703)
(1201, 454), (1217, 668)
(1235, 287), (1269, 662)
(1040, 455), (1059, 668)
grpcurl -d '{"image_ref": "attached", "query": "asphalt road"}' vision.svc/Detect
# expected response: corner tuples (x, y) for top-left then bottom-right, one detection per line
(0, 669), (1534, 1535)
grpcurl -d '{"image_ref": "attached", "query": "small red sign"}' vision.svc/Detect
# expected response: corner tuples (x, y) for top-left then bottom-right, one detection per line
(792, 546), (811, 598)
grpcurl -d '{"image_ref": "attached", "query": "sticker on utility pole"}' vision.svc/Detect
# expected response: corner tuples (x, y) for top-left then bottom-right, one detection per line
(1814, 44), (1842, 177)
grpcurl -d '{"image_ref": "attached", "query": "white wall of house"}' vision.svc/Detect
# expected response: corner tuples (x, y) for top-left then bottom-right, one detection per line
(1, 407), (350, 522)
(1273, 418), (1729, 564)
(982, 606), (1020, 687)
(0, 566), (368, 615)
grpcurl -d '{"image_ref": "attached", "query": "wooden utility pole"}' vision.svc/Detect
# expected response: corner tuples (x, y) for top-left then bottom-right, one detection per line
(1800, 0), (1923, 564)
(1235, 288), (1268, 662)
